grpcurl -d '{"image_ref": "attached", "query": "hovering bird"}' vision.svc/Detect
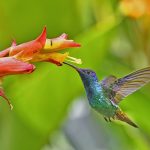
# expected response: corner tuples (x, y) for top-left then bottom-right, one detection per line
(64, 62), (150, 128)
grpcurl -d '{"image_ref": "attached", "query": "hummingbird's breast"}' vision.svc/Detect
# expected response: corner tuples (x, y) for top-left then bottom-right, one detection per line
(84, 81), (118, 117)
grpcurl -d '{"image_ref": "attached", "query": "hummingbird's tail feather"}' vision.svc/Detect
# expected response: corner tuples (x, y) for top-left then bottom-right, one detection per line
(115, 109), (138, 128)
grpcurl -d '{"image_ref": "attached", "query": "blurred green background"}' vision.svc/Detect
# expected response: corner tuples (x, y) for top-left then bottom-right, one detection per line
(0, 0), (150, 149)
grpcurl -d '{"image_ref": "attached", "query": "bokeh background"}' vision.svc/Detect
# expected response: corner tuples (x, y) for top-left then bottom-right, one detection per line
(0, 0), (150, 149)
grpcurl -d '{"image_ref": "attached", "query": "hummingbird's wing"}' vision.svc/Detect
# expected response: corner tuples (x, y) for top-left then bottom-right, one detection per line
(101, 67), (150, 104)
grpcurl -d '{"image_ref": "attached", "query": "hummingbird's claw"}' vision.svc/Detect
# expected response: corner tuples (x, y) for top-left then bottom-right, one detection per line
(104, 117), (112, 122)
(104, 117), (109, 122)
(109, 118), (112, 122)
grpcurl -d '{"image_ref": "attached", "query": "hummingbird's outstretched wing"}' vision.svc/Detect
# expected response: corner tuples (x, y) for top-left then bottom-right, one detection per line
(101, 67), (150, 104)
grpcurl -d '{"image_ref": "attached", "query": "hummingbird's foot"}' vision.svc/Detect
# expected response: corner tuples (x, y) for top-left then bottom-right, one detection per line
(104, 117), (112, 122)
(104, 117), (108, 122)
(108, 118), (112, 122)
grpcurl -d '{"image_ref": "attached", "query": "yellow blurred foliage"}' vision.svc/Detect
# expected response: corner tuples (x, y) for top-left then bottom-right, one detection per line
(119, 0), (150, 18)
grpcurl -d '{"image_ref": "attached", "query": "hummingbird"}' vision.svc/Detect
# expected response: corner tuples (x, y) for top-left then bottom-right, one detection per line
(64, 62), (150, 128)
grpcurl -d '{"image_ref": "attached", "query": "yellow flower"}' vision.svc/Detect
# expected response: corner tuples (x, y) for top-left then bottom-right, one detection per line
(119, 0), (150, 18)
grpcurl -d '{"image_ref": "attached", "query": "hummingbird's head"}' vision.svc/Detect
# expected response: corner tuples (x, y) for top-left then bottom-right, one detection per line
(77, 68), (97, 78)
(63, 62), (98, 81)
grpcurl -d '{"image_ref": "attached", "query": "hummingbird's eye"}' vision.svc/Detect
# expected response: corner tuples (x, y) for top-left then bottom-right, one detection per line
(86, 71), (91, 75)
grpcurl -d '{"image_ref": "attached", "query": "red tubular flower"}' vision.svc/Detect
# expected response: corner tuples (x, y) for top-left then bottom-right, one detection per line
(0, 56), (35, 109)
(43, 33), (80, 52)
(9, 27), (47, 61)
(0, 27), (81, 66)
(0, 40), (16, 58)
(31, 33), (82, 65)
(0, 27), (81, 109)
(0, 48), (10, 58)
(0, 57), (35, 76)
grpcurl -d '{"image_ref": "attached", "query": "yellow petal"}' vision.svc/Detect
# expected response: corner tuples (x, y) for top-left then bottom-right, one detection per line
(31, 52), (82, 65)
(42, 36), (80, 53)
(31, 52), (69, 65)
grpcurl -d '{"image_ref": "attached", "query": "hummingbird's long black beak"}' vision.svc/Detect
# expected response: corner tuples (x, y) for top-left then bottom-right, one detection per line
(63, 62), (80, 71)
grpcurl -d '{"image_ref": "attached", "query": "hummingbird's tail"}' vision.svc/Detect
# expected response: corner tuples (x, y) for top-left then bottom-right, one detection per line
(115, 109), (138, 128)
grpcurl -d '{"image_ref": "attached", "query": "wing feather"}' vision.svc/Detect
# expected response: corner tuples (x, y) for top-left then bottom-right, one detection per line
(101, 67), (150, 104)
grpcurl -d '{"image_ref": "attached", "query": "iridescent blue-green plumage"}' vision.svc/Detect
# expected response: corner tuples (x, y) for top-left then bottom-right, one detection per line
(64, 62), (150, 128)
(77, 69), (118, 118)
